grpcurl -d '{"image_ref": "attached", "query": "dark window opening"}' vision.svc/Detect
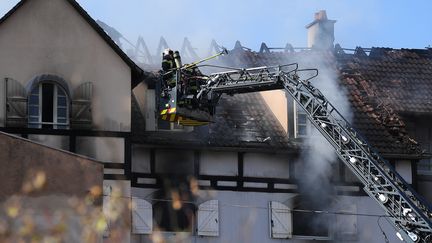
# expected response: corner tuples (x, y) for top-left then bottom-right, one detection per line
(42, 83), (54, 128)
(292, 196), (331, 239)
(153, 176), (196, 232)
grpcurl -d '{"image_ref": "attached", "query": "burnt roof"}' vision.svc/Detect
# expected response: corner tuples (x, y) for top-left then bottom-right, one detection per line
(0, 0), (145, 87)
(131, 92), (299, 153)
(132, 43), (431, 158)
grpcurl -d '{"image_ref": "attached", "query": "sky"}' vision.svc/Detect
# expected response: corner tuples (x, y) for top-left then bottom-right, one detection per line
(1, 0), (431, 56)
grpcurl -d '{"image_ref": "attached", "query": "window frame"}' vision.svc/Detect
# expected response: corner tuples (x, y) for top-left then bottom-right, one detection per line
(28, 82), (70, 129)
(294, 104), (310, 138)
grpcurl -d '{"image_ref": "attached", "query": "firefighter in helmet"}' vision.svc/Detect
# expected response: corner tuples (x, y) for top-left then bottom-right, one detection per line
(161, 49), (176, 88)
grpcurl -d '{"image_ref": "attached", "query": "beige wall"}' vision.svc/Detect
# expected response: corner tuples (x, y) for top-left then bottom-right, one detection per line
(0, 0), (131, 132)
(260, 90), (288, 133)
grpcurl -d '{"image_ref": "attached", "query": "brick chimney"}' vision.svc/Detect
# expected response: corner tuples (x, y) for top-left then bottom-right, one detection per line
(305, 10), (336, 50)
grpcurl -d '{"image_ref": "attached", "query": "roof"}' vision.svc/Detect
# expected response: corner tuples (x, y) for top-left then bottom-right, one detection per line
(132, 39), (432, 158)
(337, 47), (432, 156)
(223, 45), (429, 157)
(131, 92), (298, 153)
(0, 0), (145, 87)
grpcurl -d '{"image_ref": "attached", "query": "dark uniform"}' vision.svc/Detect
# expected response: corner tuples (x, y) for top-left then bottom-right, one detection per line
(161, 49), (176, 88)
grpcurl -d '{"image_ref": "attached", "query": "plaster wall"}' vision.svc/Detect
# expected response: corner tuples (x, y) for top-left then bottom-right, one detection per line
(244, 152), (290, 179)
(0, 0), (131, 132)
(130, 188), (401, 243)
(75, 136), (124, 163)
(200, 151), (237, 176)
(260, 90), (288, 133)
(131, 145), (151, 173)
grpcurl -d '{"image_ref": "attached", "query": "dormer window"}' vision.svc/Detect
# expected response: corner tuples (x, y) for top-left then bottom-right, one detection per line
(28, 82), (69, 129)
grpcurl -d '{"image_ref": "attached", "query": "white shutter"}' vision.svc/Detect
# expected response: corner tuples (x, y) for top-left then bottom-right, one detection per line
(269, 201), (292, 239)
(132, 197), (152, 234)
(197, 200), (219, 237)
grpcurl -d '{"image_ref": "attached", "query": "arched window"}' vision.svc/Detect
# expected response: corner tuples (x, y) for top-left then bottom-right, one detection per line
(27, 75), (70, 129)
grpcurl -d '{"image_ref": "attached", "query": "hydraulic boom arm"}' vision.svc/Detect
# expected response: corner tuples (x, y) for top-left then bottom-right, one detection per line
(199, 64), (432, 243)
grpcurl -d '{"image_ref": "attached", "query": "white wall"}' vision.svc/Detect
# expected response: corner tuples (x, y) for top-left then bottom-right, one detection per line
(244, 153), (290, 179)
(0, 0), (131, 132)
(129, 189), (401, 243)
(28, 135), (69, 151)
(395, 160), (412, 184)
(76, 137), (124, 163)
(200, 151), (237, 176)
(155, 149), (194, 174)
(132, 146), (151, 173)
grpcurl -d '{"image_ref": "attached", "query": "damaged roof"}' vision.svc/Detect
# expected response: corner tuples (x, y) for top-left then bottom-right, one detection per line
(131, 92), (298, 152)
(338, 47), (432, 156)
(218, 44), (428, 157)
(133, 42), (431, 158)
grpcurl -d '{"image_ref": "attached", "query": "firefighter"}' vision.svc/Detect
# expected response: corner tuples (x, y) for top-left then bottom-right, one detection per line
(183, 66), (202, 96)
(161, 49), (176, 88)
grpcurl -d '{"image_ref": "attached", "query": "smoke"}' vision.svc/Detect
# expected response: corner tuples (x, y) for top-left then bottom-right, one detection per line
(293, 50), (353, 239)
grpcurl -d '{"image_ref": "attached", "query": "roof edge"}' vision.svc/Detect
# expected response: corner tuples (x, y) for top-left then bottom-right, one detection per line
(0, 0), (145, 86)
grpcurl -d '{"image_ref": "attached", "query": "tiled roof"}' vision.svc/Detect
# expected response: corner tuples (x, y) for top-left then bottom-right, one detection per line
(340, 48), (432, 114)
(131, 92), (298, 152)
(336, 47), (432, 156)
(133, 44), (431, 157)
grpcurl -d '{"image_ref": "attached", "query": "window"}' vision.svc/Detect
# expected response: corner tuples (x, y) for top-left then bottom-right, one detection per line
(294, 104), (310, 138)
(292, 196), (333, 240)
(153, 176), (196, 232)
(28, 83), (69, 129)
(292, 203), (331, 240)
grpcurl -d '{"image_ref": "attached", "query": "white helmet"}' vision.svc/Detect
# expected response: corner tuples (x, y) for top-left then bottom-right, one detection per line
(163, 48), (173, 57)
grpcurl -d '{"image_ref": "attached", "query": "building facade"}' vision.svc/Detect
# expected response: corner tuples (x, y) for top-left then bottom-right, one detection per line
(0, 2), (430, 243)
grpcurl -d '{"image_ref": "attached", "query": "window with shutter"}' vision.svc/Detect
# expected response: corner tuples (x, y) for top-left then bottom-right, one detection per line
(197, 200), (219, 237)
(5, 78), (27, 127)
(269, 201), (292, 239)
(71, 82), (93, 129)
(132, 197), (153, 234)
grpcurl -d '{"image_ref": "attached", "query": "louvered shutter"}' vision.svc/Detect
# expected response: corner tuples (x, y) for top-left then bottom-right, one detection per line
(197, 200), (219, 237)
(269, 201), (292, 239)
(5, 78), (27, 127)
(131, 197), (152, 234)
(71, 82), (92, 129)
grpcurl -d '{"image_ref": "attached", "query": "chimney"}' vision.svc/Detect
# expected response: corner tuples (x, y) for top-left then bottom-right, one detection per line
(305, 10), (336, 50)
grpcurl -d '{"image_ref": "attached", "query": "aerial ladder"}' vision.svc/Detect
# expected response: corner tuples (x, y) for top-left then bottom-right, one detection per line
(158, 53), (432, 243)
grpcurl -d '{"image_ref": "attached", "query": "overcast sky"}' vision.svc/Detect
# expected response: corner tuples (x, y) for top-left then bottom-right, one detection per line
(1, 0), (431, 55)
